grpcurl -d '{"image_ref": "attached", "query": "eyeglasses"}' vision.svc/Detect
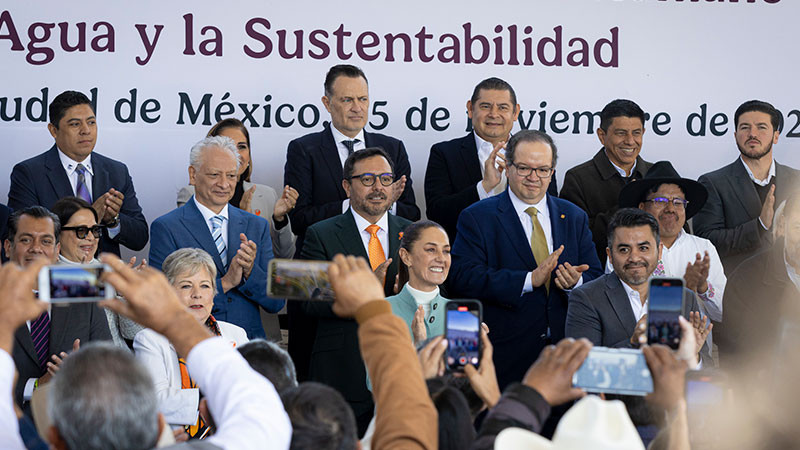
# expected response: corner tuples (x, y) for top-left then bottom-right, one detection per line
(62, 225), (105, 239)
(644, 197), (689, 209)
(349, 172), (394, 187)
(509, 162), (553, 179)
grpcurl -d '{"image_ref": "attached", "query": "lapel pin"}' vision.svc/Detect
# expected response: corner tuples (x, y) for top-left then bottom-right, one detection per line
(560, 214), (565, 219)
(254, 209), (261, 216)
(398, 231), (404, 240)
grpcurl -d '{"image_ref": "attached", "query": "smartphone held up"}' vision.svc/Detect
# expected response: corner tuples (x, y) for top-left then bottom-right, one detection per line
(444, 300), (482, 372)
(647, 277), (684, 349)
(37, 263), (115, 303)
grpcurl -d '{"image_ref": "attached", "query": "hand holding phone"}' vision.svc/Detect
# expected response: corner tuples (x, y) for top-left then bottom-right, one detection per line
(38, 264), (115, 303)
(267, 259), (334, 301)
(648, 278), (684, 349)
(445, 300), (482, 372)
(572, 347), (653, 396)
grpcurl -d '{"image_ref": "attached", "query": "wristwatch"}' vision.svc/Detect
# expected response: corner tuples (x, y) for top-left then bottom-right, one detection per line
(105, 214), (120, 228)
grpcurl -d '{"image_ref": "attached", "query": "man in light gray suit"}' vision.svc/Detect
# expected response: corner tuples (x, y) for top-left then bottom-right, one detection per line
(565, 208), (711, 365)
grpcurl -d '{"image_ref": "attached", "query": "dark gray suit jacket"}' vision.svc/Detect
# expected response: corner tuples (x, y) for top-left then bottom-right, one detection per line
(565, 272), (711, 364)
(694, 158), (800, 275)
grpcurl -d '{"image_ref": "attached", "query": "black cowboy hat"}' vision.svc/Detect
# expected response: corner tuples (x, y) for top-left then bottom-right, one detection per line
(618, 161), (708, 219)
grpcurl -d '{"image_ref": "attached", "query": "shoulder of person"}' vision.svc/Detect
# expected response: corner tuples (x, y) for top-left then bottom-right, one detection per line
(430, 133), (473, 152)
(288, 128), (326, 147)
(218, 321), (249, 345)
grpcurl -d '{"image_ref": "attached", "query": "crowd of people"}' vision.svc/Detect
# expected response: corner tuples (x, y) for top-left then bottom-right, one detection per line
(1, 63), (799, 449)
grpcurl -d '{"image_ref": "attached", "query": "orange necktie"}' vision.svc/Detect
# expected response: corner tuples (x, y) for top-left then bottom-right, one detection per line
(366, 224), (386, 271)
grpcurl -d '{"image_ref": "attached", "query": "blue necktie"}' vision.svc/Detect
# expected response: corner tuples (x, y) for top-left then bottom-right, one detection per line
(75, 164), (92, 203)
(210, 215), (227, 270)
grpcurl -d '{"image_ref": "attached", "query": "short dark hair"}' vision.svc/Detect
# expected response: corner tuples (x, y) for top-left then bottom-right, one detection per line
(506, 129), (558, 168)
(342, 147), (394, 181)
(208, 118), (252, 182)
(426, 378), (476, 450)
(606, 208), (660, 249)
(734, 100), (783, 132)
(470, 77), (517, 107)
(49, 90), (94, 128)
(237, 339), (298, 393)
(52, 196), (98, 233)
(426, 374), (483, 419)
(281, 382), (358, 450)
(397, 220), (448, 290)
(8, 206), (61, 244)
(645, 182), (685, 199)
(599, 99), (645, 132)
(324, 64), (368, 98)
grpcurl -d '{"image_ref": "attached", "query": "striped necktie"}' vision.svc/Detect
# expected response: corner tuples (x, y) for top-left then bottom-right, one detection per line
(30, 312), (50, 372)
(75, 163), (92, 203)
(210, 215), (227, 270)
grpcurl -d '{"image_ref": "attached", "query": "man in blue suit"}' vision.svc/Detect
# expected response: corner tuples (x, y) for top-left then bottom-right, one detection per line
(8, 90), (148, 257)
(449, 130), (602, 389)
(149, 136), (282, 339)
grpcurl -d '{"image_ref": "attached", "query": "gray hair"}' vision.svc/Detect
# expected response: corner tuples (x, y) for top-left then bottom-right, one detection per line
(50, 342), (160, 450)
(506, 129), (558, 168)
(189, 135), (240, 170)
(162, 248), (218, 295)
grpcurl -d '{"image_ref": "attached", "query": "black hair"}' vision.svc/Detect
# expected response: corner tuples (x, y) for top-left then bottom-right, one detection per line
(734, 99), (783, 132)
(606, 208), (660, 249)
(324, 64), (368, 98)
(7, 206), (61, 244)
(397, 220), (448, 290)
(506, 129), (558, 168)
(237, 339), (298, 393)
(426, 378), (476, 450)
(208, 118), (252, 182)
(280, 382), (358, 450)
(470, 77), (517, 107)
(52, 196), (98, 231)
(342, 147), (394, 181)
(427, 374), (484, 419)
(599, 99), (645, 132)
(49, 90), (94, 128)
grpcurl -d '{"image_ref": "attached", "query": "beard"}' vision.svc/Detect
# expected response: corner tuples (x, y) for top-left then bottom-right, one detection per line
(616, 260), (654, 287)
(352, 192), (391, 217)
(737, 138), (773, 160)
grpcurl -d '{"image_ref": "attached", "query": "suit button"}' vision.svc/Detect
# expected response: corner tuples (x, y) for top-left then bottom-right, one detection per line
(540, 334), (546, 339)
(228, 298), (233, 303)
(429, 317), (435, 323)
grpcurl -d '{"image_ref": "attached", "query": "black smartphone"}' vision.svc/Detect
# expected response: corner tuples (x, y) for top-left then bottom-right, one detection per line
(572, 347), (653, 396)
(266, 259), (334, 301)
(445, 300), (482, 372)
(647, 277), (684, 349)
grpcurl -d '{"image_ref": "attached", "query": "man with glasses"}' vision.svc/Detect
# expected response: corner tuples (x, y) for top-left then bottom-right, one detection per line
(449, 130), (602, 390)
(299, 147), (411, 436)
(615, 161), (726, 321)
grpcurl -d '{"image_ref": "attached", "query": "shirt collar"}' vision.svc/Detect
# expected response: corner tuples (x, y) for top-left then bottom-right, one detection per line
(405, 283), (440, 304)
(605, 149), (637, 178)
(620, 278), (645, 304)
(350, 207), (389, 233)
(331, 125), (365, 146)
(57, 146), (93, 176)
(508, 188), (549, 219)
(740, 155), (776, 186)
(474, 131), (505, 154)
(663, 229), (687, 251)
(193, 196), (229, 223)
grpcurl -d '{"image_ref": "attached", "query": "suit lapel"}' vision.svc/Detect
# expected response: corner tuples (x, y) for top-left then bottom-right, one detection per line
(50, 306), (69, 354)
(459, 133), (482, 184)
(496, 192), (536, 268)
(335, 211), (369, 259)
(725, 159), (762, 215)
(44, 146), (75, 199)
(321, 126), (347, 199)
(547, 195), (565, 262)
(386, 214), (405, 285)
(90, 155), (109, 202)
(179, 201), (227, 272)
(226, 208), (246, 266)
(14, 325), (38, 366)
(605, 273), (637, 332)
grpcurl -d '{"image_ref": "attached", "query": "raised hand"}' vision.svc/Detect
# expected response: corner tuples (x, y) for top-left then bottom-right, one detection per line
(554, 262), (590, 290)
(531, 245), (563, 288)
(327, 254), (386, 318)
(273, 185), (299, 221)
(683, 251), (710, 294)
(522, 337), (592, 406)
(481, 141), (506, 194)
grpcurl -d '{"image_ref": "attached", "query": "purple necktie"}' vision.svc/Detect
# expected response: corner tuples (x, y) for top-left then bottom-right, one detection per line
(30, 312), (50, 371)
(75, 163), (92, 203)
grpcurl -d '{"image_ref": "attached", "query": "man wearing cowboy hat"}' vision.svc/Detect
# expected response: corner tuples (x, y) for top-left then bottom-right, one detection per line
(615, 161), (727, 322)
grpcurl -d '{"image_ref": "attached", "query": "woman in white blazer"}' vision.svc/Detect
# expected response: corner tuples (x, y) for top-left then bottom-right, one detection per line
(133, 248), (248, 439)
(177, 118), (299, 259)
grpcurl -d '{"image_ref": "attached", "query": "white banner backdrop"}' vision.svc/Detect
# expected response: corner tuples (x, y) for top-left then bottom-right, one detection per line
(0, 0), (796, 259)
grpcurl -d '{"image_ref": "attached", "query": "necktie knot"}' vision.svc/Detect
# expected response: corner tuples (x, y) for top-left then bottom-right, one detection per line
(366, 224), (380, 237)
(342, 139), (359, 155)
(525, 206), (539, 218)
(210, 215), (225, 230)
(74, 163), (92, 203)
(75, 163), (87, 175)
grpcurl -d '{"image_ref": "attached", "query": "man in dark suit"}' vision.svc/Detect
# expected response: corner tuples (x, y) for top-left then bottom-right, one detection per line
(565, 208), (711, 365)
(449, 130), (602, 390)
(300, 147), (411, 436)
(8, 90), (148, 257)
(425, 77), (556, 241)
(149, 136), (283, 339)
(694, 100), (800, 275)
(560, 99), (652, 265)
(7, 206), (111, 407)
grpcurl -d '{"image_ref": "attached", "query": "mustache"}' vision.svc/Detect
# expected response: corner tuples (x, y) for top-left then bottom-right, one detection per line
(366, 193), (387, 200)
(624, 262), (647, 270)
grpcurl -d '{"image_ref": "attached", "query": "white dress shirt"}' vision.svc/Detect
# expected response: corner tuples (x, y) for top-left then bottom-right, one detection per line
(605, 230), (726, 321)
(0, 350), (24, 450)
(621, 279), (648, 322)
(194, 196), (230, 252)
(58, 148), (121, 238)
(475, 132), (507, 199)
(351, 208), (390, 261)
(405, 284), (440, 317)
(741, 155), (776, 186)
(606, 149), (637, 177)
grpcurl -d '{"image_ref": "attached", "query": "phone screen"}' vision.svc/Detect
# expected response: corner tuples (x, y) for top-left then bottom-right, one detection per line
(445, 303), (481, 371)
(46, 265), (110, 303)
(572, 347), (653, 396)
(267, 259), (334, 301)
(648, 279), (683, 349)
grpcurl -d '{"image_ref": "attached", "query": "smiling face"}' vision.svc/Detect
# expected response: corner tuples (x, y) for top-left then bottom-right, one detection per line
(597, 116), (645, 173)
(217, 127), (251, 177)
(189, 146), (239, 213)
(4, 215), (60, 267)
(400, 226), (451, 291)
(60, 208), (99, 263)
(343, 155), (394, 223)
(639, 183), (686, 245)
(735, 111), (779, 161)
(172, 267), (215, 323)
(48, 104), (97, 162)
(322, 75), (369, 138)
(467, 88), (520, 144)
(607, 225), (661, 288)
(507, 140), (554, 205)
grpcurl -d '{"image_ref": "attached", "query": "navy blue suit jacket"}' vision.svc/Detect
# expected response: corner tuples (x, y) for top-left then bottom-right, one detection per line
(284, 124), (421, 251)
(449, 191), (602, 389)
(148, 198), (282, 339)
(425, 132), (557, 242)
(8, 145), (148, 256)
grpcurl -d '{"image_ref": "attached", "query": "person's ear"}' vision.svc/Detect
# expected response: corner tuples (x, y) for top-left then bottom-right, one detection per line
(596, 127), (606, 147)
(399, 247), (412, 267)
(188, 165), (197, 186)
(321, 95), (332, 113)
(342, 179), (351, 199)
(48, 123), (58, 139)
